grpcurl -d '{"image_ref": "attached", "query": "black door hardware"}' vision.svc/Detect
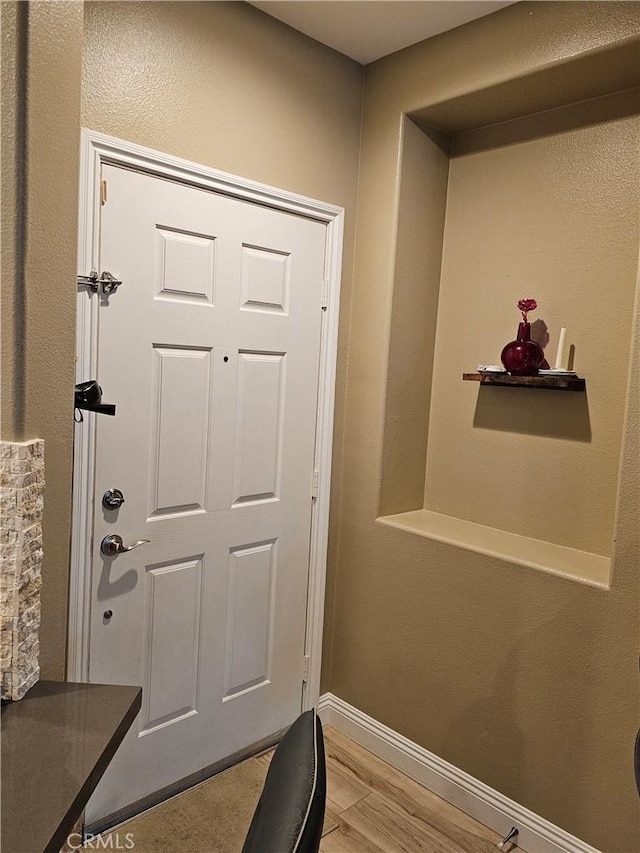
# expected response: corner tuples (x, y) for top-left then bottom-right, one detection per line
(74, 380), (116, 416)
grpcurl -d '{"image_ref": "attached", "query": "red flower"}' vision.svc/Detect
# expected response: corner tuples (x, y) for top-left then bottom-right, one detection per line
(517, 298), (537, 320)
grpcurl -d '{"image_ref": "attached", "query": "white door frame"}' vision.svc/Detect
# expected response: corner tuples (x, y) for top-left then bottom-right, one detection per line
(68, 129), (344, 712)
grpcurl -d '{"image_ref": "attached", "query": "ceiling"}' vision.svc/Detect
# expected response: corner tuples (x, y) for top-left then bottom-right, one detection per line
(248, 1), (517, 65)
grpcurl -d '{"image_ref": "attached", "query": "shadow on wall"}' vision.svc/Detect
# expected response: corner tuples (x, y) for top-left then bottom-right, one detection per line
(473, 387), (592, 442)
(7, 2), (29, 439)
(445, 57), (640, 158)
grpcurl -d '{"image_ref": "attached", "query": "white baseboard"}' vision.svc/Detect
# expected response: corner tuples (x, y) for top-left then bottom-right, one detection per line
(318, 693), (601, 853)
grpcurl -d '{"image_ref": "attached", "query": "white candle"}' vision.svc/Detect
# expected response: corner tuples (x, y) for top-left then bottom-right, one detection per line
(554, 327), (567, 370)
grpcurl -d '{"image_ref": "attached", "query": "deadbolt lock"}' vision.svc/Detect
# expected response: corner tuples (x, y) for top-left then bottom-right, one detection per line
(102, 488), (125, 510)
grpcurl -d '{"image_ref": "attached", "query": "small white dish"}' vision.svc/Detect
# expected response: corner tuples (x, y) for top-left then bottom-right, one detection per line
(476, 364), (506, 373)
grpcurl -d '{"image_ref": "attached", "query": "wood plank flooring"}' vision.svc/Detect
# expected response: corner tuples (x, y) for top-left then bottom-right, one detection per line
(257, 725), (500, 851)
(99, 725), (502, 852)
(320, 727), (501, 853)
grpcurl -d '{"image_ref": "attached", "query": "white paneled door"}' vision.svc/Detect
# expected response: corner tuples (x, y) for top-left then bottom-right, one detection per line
(86, 164), (326, 823)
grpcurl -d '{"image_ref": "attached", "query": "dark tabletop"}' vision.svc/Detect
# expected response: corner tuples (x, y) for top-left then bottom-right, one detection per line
(1, 680), (141, 853)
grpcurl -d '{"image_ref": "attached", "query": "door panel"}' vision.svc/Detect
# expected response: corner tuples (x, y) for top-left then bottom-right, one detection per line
(156, 226), (216, 303)
(240, 244), (290, 312)
(87, 164), (326, 823)
(223, 540), (277, 700)
(140, 557), (202, 733)
(233, 351), (285, 504)
(150, 345), (212, 515)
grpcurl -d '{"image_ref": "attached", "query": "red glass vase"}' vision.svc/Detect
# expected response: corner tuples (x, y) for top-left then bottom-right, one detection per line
(500, 321), (544, 376)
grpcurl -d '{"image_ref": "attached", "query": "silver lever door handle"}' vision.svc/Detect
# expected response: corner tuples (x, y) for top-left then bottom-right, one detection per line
(101, 534), (150, 556)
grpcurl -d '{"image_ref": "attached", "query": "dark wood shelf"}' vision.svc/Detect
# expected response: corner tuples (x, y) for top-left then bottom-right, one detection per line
(463, 373), (586, 391)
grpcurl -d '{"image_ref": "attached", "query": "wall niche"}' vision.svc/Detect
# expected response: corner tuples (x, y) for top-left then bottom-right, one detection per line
(378, 46), (640, 588)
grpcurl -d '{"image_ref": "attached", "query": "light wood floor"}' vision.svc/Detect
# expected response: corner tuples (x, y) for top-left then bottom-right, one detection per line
(316, 727), (501, 852)
(100, 725), (503, 852)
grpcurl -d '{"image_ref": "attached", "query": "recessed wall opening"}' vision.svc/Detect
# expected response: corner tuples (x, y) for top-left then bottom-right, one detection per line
(378, 48), (640, 588)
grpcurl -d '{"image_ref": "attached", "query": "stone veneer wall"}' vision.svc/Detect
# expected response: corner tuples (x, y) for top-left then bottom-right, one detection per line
(0, 439), (44, 700)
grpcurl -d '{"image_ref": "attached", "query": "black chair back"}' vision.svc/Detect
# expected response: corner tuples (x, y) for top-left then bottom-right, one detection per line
(242, 709), (326, 853)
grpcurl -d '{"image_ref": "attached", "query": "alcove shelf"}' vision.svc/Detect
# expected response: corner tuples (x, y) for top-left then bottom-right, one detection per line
(463, 373), (586, 392)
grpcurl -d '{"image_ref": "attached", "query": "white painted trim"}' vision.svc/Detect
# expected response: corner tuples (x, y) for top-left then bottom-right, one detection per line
(303, 205), (344, 710)
(68, 130), (344, 711)
(67, 133), (102, 682)
(318, 693), (602, 853)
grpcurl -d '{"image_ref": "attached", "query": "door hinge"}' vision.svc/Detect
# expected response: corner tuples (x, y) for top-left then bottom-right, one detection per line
(101, 179), (107, 205)
(322, 279), (329, 311)
(302, 654), (310, 683)
(311, 469), (319, 499)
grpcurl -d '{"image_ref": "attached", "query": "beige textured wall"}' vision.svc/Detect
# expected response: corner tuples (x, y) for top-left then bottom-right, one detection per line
(1, 2), (21, 431)
(81, 1), (362, 207)
(424, 93), (638, 557)
(379, 118), (449, 516)
(326, 3), (640, 849)
(1, 1), (83, 680)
